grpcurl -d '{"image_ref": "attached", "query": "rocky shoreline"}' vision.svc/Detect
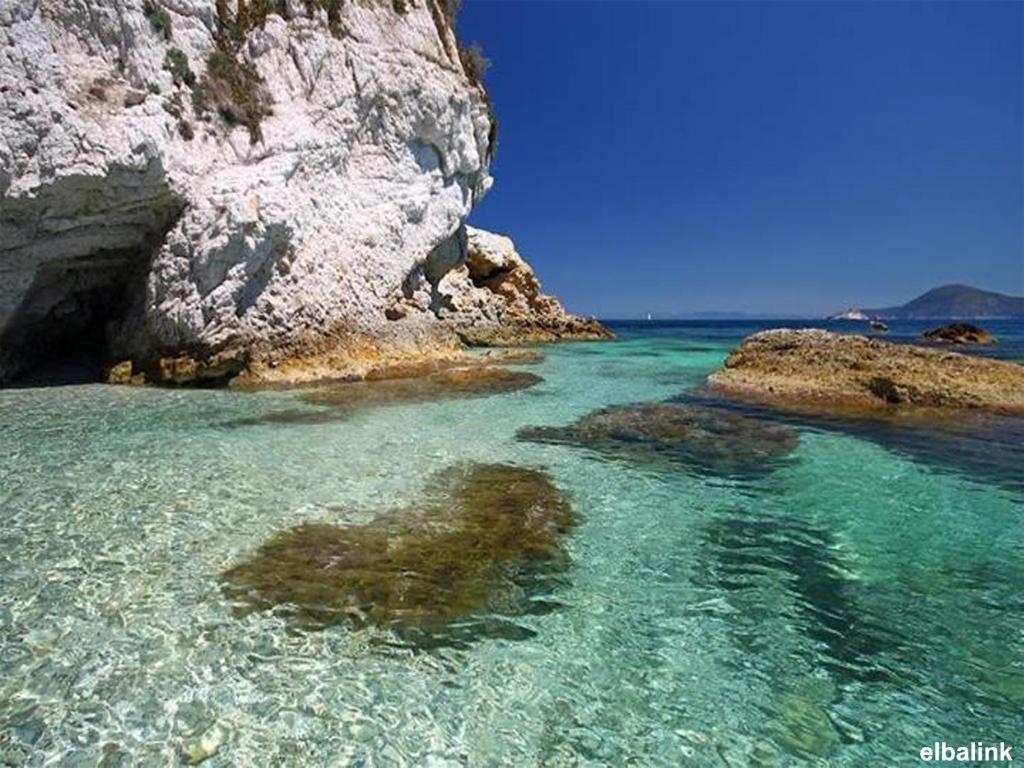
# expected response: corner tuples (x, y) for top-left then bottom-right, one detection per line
(0, 0), (608, 389)
(707, 329), (1024, 417)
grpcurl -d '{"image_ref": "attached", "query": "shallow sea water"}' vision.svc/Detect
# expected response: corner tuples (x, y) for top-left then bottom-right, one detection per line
(1, 320), (1022, 766)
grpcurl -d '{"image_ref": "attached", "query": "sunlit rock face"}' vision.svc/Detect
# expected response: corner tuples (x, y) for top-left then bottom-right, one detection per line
(708, 329), (1024, 415)
(517, 402), (799, 478)
(435, 227), (614, 345)
(1, 0), (493, 384)
(220, 463), (576, 646)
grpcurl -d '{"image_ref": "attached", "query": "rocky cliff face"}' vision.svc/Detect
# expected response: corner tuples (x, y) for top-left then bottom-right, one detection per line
(431, 227), (611, 346)
(0, 0), (604, 386)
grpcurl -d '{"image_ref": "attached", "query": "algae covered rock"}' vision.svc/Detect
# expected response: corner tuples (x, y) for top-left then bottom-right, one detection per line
(224, 366), (543, 428)
(304, 367), (542, 411)
(517, 402), (798, 478)
(221, 464), (576, 643)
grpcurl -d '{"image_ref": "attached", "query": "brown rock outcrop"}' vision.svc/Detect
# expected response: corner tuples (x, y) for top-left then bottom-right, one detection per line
(437, 227), (613, 345)
(707, 329), (1024, 416)
(921, 323), (997, 345)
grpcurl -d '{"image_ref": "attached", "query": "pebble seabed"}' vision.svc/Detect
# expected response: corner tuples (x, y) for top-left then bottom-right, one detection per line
(1, 321), (1022, 765)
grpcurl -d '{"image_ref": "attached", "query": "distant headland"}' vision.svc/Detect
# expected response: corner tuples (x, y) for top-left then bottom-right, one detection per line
(831, 284), (1024, 320)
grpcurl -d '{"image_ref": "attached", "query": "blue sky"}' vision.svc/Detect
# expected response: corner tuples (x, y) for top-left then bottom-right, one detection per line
(458, 0), (1024, 318)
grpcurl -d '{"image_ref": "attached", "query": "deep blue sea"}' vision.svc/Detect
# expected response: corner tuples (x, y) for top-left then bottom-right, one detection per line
(0, 319), (1021, 765)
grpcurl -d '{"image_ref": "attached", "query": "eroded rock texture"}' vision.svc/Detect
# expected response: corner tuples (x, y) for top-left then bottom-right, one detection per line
(1, 0), (598, 386)
(708, 329), (1024, 415)
(436, 227), (613, 345)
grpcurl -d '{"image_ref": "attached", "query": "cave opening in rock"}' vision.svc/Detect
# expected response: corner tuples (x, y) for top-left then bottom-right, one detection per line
(0, 250), (143, 386)
(1, 155), (183, 387)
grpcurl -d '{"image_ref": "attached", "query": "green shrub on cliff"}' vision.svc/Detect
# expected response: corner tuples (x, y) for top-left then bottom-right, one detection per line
(143, 0), (173, 41)
(301, 0), (344, 36)
(195, 49), (273, 144)
(163, 48), (195, 87)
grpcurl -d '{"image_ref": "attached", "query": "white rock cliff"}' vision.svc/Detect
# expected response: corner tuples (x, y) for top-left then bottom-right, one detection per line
(0, 0), (605, 385)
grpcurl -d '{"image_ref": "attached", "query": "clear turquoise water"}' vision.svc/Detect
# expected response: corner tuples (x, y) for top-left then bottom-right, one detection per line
(1, 322), (1022, 766)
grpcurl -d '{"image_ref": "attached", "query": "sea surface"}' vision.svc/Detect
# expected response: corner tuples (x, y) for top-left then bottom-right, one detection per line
(1, 319), (1022, 766)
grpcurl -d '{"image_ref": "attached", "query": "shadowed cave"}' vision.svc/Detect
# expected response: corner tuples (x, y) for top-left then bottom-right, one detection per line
(0, 250), (146, 385)
(0, 160), (182, 385)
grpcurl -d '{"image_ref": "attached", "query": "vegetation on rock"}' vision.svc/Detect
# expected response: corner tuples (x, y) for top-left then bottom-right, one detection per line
(301, 0), (344, 36)
(197, 49), (273, 143)
(436, 0), (498, 158)
(143, 0), (173, 41)
(162, 48), (195, 87)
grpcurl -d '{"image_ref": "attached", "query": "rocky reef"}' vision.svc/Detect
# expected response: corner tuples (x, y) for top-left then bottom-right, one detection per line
(305, 365), (540, 408)
(921, 323), (997, 345)
(518, 402), (798, 478)
(708, 329), (1024, 415)
(225, 365), (542, 426)
(0, 0), (605, 387)
(221, 463), (576, 644)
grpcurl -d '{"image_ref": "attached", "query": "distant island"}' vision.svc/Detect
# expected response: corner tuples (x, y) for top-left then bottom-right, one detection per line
(831, 284), (1024, 320)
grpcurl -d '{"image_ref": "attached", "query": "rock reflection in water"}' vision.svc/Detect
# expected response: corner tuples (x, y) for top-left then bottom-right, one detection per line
(701, 511), (907, 685)
(517, 402), (798, 478)
(221, 463), (575, 646)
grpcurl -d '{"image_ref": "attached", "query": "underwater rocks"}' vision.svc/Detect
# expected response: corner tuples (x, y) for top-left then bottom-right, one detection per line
(220, 464), (575, 642)
(921, 323), (997, 345)
(517, 402), (798, 477)
(708, 329), (1024, 415)
(223, 366), (542, 428)
(304, 367), (542, 411)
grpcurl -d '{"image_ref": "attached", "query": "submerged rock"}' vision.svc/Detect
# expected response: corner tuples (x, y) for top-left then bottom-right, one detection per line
(770, 691), (841, 758)
(223, 366), (541, 428)
(305, 366), (542, 411)
(921, 323), (997, 345)
(221, 464), (576, 641)
(708, 329), (1024, 415)
(517, 402), (798, 477)
(181, 724), (227, 766)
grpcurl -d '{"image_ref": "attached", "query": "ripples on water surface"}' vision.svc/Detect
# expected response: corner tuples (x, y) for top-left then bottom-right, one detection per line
(1, 320), (1022, 765)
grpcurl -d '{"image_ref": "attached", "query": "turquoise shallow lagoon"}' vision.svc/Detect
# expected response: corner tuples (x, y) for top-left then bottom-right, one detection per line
(1, 321), (1022, 765)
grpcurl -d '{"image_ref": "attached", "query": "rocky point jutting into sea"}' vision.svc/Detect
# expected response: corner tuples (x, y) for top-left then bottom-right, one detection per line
(0, 0), (608, 388)
(708, 328), (1024, 416)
